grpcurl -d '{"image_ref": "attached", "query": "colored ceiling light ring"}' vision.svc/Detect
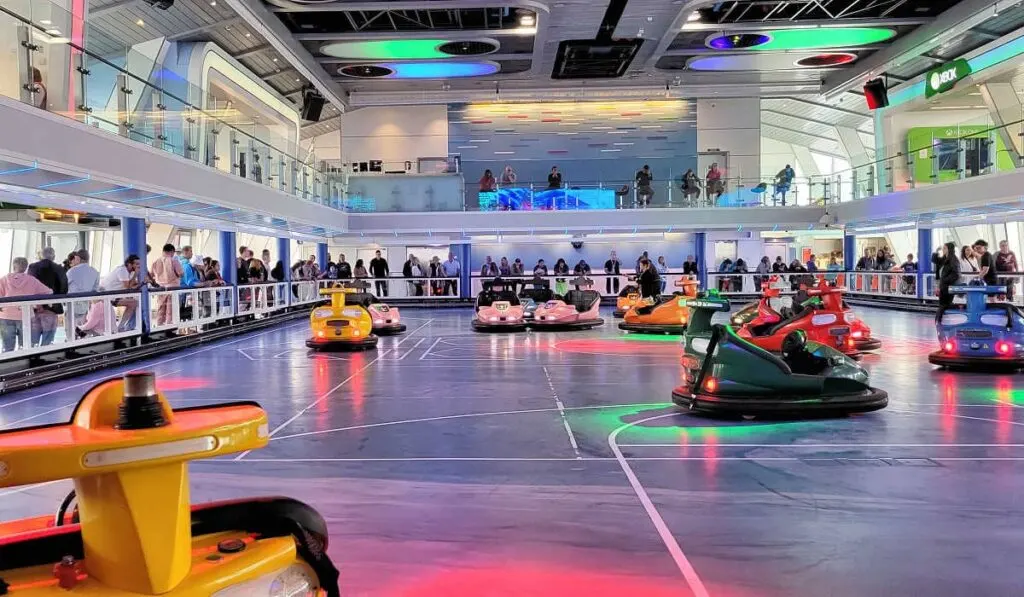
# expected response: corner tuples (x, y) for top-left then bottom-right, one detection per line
(380, 61), (500, 79)
(704, 27), (896, 51)
(707, 33), (770, 50)
(794, 53), (857, 67)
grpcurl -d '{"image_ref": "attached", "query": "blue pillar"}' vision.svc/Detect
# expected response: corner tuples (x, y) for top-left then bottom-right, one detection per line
(454, 243), (472, 299)
(219, 231), (236, 286)
(917, 228), (932, 299)
(843, 234), (856, 271)
(277, 237), (291, 307)
(317, 242), (328, 273)
(694, 232), (707, 290)
(123, 217), (149, 335)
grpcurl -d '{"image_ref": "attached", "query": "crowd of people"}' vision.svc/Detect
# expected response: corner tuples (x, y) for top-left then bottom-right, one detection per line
(933, 239), (1019, 312)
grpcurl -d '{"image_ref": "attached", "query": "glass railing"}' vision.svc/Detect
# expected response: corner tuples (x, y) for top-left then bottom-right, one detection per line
(811, 113), (1024, 202)
(0, 0), (342, 208)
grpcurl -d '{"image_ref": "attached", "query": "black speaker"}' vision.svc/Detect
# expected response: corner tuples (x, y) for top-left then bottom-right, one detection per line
(863, 78), (889, 110)
(301, 88), (325, 122)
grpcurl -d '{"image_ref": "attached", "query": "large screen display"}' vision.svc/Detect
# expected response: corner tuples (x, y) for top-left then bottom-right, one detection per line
(478, 188), (617, 211)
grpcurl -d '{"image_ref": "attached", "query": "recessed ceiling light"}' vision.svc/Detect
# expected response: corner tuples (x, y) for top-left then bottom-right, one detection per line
(295, 78), (300, 82)
(40, 19), (51, 25)
(272, 57), (278, 62)
(245, 32), (251, 37)
(209, 0), (215, 5)
(136, 19), (144, 27)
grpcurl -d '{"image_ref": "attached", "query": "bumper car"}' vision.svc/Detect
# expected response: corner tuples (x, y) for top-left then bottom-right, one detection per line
(735, 281), (878, 357)
(518, 276), (555, 322)
(730, 276), (790, 328)
(0, 371), (340, 596)
(339, 280), (406, 335)
(613, 277), (641, 318)
(528, 276), (604, 331)
(618, 276), (699, 335)
(929, 285), (1024, 370)
(672, 293), (888, 416)
(472, 278), (526, 332)
(306, 286), (378, 350)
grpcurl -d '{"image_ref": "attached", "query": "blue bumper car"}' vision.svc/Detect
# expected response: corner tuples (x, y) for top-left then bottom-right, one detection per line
(929, 285), (1024, 370)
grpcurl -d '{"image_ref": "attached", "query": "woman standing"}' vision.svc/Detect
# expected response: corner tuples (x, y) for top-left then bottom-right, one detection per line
(937, 242), (961, 320)
(553, 258), (570, 296)
(354, 259), (368, 278)
(959, 245), (979, 283)
(501, 165), (517, 186)
(656, 256), (669, 293)
(638, 258), (661, 300)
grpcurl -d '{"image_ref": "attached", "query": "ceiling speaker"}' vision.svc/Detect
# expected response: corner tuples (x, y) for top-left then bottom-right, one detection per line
(438, 40), (498, 56)
(338, 64), (394, 78)
(863, 77), (889, 110)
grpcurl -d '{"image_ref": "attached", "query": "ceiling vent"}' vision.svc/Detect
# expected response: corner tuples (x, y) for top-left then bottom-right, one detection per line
(439, 40), (499, 56)
(552, 40), (644, 79)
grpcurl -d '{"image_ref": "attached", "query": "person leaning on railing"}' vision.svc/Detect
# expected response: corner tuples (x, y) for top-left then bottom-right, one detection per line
(996, 240), (1018, 300)
(0, 257), (52, 352)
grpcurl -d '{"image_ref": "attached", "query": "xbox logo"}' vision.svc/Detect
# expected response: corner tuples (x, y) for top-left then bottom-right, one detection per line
(930, 72), (941, 90)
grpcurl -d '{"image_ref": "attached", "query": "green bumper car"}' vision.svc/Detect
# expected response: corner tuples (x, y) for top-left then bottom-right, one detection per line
(672, 292), (888, 417)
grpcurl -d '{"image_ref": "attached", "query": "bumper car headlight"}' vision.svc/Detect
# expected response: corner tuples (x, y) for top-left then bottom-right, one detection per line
(341, 308), (364, 318)
(212, 563), (318, 596)
(489, 316), (499, 322)
(313, 308), (334, 318)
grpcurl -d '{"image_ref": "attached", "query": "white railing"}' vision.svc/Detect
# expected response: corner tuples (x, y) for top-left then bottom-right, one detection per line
(148, 286), (236, 333)
(0, 291), (142, 360)
(292, 280), (322, 306)
(468, 272), (702, 298)
(314, 276), (465, 300)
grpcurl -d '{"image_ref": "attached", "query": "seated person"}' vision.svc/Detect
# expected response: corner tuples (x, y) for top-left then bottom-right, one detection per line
(76, 300), (117, 338)
(781, 330), (831, 375)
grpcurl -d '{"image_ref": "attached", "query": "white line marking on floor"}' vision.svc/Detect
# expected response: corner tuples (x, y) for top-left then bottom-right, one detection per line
(543, 365), (581, 460)
(237, 349), (256, 361)
(419, 337), (444, 360)
(397, 338), (426, 360)
(608, 413), (710, 597)
(0, 320), (307, 409)
(235, 319), (434, 459)
(0, 367), (185, 430)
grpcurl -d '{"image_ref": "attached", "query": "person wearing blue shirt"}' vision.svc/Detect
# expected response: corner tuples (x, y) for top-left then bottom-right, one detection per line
(441, 252), (461, 296)
(901, 253), (918, 295)
(806, 254), (818, 272)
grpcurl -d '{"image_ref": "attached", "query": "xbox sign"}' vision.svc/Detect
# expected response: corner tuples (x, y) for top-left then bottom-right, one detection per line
(925, 58), (971, 98)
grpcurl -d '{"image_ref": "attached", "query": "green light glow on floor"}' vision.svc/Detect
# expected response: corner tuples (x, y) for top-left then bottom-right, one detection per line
(569, 404), (823, 442)
(320, 39), (451, 60)
(755, 27), (896, 51)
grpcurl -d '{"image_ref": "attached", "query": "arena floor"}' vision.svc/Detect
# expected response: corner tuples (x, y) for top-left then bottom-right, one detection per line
(2, 306), (1022, 596)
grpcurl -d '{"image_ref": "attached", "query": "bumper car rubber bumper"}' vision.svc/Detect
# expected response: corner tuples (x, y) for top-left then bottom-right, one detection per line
(527, 318), (605, 331)
(854, 337), (882, 351)
(472, 319), (527, 332)
(671, 386), (888, 416)
(373, 323), (407, 335)
(618, 322), (687, 335)
(928, 351), (1024, 370)
(306, 335), (379, 350)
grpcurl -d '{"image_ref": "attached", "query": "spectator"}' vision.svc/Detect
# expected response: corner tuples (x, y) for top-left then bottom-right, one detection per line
(28, 247), (67, 347)
(75, 298), (116, 339)
(574, 259), (592, 276)
(533, 259), (548, 276)
(178, 246), (202, 288)
(805, 254), (818, 273)
(635, 251), (650, 275)
(100, 254), (141, 332)
(706, 162), (724, 201)
(547, 166), (562, 190)
(237, 248), (253, 284)
(788, 259), (809, 291)
(479, 169), (497, 192)
(208, 260), (225, 284)
(717, 258), (734, 291)
(237, 246), (249, 271)
(604, 251), (621, 294)
(826, 255), (842, 285)
(855, 248), (876, 271)
(481, 256), (499, 277)
(66, 249), (99, 325)
(0, 257), (52, 351)
(261, 249), (272, 272)
(682, 255), (698, 277)
(936, 242), (960, 319)
(249, 258), (268, 282)
(637, 258), (660, 299)
(772, 256), (787, 273)
(31, 67), (46, 110)
(754, 256), (771, 289)
(442, 252), (461, 296)
(996, 240), (1018, 300)
(354, 259), (368, 278)
(501, 165), (517, 185)
(370, 250), (390, 297)
(511, 258), (525, 277)
(733, 258), (748, 292)
(407, 256), (426, 296)
(270, 261), (284, 283)
(635, 164), (654, 207)
(62, 251), (75, 271)
(901, 253), (917, 295)
(499, 257), (512, 277)
(773, 164), (795, 205)
(653, 256), (668, 293)
(553, 258), (570, 295)
(151, 243), (183, 326)
(429, 256), (445, 295)
(337, 254), (353, 280)
(681, 169), (701, 205)
(959, 245), (979, 282)
(974, 239), (997, 287)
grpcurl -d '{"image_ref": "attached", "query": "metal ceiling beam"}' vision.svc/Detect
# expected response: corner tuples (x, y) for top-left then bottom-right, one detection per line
(302, 114), (340, 128)
(232, 44), (271, 60)
(762, 122), (841, 143)
(90, 0), (137, 18)
(821, 0), (1010, 99)
(762, 108), (873, 134)
(167, 17), (244, 41)
(771, 96), (871, 119)
(677, 16), (931, 31)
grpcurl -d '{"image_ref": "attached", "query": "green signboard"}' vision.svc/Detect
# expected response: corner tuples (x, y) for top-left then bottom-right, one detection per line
(925, 58), (972, 97)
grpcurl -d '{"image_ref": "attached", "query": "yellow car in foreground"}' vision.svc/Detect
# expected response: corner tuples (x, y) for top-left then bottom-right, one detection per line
(306, 287), (378, 350)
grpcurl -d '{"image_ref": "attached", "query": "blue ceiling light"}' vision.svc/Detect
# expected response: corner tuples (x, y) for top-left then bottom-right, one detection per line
(382, 61), (499, 79)
(38, 176), (90, 189)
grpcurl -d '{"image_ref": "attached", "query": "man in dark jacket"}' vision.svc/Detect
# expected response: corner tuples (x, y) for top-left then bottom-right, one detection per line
(29, 246), (68, 346)
(370, 250), (390, 297)
(337, 254), (353, 279)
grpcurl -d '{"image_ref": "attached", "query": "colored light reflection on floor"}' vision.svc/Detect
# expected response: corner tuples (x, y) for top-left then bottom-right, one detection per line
(155, 376), (215, 391)
(554, 338), (680, 356)
(570, 404), (822, 442)
(381, 563), (687, 597)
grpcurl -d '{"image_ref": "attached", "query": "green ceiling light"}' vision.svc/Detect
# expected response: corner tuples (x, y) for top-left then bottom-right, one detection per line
(320, 39), (450, 60)
(706, 27), (896, 52)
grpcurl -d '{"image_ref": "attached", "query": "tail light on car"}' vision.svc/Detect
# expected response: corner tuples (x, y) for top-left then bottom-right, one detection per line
(943, 340), (956, 353)
(851, 330), (864, 339)
(703, 377), (718, 393)
(996, 341), (1012, 356)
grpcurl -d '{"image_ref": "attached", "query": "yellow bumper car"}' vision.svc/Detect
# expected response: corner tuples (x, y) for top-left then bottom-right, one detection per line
(0, 371), (340, 596)
(306, 286), (378, 350)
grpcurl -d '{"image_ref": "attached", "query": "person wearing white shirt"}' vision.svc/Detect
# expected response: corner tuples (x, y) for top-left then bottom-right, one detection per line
(66, 249), (99, 325)
(100, 254), (141, 332)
